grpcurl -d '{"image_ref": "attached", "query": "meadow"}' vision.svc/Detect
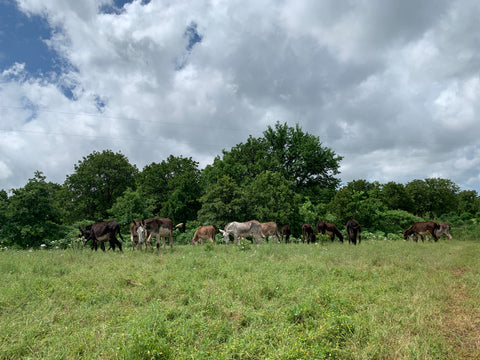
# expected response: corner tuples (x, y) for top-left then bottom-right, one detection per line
(1, 238), (479, 359)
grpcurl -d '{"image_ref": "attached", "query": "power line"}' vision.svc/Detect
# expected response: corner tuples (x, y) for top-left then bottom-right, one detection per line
(0, 127), (228, 149)
(0, 105), (252, 132)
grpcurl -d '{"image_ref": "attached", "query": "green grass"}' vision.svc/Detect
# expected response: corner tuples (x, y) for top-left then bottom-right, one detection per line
(1, 239), (479, 359)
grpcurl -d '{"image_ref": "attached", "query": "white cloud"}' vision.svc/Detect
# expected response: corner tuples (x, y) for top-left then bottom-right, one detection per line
(0, 0), (479, 193)
(0, 160), (13, 180)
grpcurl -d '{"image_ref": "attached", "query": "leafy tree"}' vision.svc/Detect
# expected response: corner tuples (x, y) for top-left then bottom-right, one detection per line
(108, 187), (154, 226)
(243, 171), (302, 226)
(137, 157), (173, 213)
(200, 122), (342, 200)
(162, 186), (199, 225)
(380, 182), (413, 212)
(298, 198), (334, 233)
(64, 150), (138, 221)
(136, 155), (201, 223)
(457, 190), (480, 216)
(1, 172), (65, 248)
(199, 171), (302, 232)
(0, 189), (7, 223)
(0, 190), (9, 247)
(405, 180), (430, 216)
(298, 198), (319, 227)
(329, 180), (385, 227)
(197, 175), (247, 228)
(406, 178), (459, 218)
(263, 122), (342, 199)
(200, 136), (271, 188)
(424, 178), (459, 217)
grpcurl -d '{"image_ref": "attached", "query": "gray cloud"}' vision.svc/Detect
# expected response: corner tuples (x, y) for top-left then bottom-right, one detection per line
(0, 0), (479, 193)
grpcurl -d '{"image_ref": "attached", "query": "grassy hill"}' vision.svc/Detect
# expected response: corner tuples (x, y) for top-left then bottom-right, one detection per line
(1, 239), (479, 359)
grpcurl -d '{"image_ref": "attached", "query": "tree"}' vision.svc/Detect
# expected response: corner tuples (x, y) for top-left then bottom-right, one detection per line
(263, 122), (342, 199)
(0, 189), (9, 247)
(198, 171), (302, 231)
(457, 190), (480, 216)
(200, 122), (342, 202)
(406, 178), (459, 218)
(200, 136), (271, 188)
(380, 182), (413, 212)
(242, 171), (302, 226)
(64, 150), (138, 221)
(108, 187), (154, 226)
(405, 180), (430, 217)
(329, 180), (385, 227)
(0, 189), (8, 229)
(136, 155), (201, 222)
(197, 175), (246, 228)
(1, 172), (65, 248)
(424, 178), (459, 217)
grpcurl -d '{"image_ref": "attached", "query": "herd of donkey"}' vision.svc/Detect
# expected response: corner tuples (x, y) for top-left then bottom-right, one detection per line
(78, 217), (453, 252)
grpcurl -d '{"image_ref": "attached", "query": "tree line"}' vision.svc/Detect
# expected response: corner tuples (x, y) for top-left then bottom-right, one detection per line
(0, 122), (479, 248)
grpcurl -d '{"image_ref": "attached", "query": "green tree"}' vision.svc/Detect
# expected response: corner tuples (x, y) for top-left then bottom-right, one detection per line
(0, 190), (9, 246)
(299, 198), (333, 232)
(424, 178), (459, 217)
(1, 172), (65, 248)
(197, 175), (246, 228)
(200, 122), (342, 201)
(380, 182), (413, 212)
(263, 122), (342, 199)
(243, 171), (302, 226)
(64, 150), (138, 221)
(0, 189), (7, 220)
(457, 190), (480, 216)
(406, 178), (459, 218)
(405, 180), (429, 216)
(108, 187), (154, 226)
(136, 155), (201, 222)
(200, 136), (270, 188)
(329, 180), (385, 227)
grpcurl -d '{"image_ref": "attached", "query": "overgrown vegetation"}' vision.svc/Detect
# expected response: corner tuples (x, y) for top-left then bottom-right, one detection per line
(0, 122), (479, 249)
(1, 239), (479, 359)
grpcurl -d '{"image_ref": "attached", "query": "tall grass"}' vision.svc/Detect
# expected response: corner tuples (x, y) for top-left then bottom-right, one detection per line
(1, 239), (479, 359)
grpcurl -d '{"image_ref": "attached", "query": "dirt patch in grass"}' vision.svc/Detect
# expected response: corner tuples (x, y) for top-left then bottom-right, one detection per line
(451, 268), (467, 276)
(441, 270), (480, 359)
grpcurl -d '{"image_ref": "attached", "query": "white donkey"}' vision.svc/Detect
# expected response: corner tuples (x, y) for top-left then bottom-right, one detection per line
(219, 220), (263, 244)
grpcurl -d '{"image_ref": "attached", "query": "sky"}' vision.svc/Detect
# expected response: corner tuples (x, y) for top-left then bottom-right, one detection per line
(1, 0), (480, 193)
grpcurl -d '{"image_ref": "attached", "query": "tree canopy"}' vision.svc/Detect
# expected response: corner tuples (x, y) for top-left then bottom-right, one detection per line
(263, 122), (342, 198)
(64, 150), (138, 221)
(0, 172), (64, 248)
(0, 122), (479, 248)
(201, 122), (342, 197)
(136, 155), (202, 224)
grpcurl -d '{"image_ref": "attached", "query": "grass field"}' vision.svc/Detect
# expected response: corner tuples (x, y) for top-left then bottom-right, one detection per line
(1, 238), (479, 359)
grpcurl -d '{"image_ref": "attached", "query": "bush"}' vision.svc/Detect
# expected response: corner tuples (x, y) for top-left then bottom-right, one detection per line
(372, 209), (424, 235)
(362, 231), (390, 241)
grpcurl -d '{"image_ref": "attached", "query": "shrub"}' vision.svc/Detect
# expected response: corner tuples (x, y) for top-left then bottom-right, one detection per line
(372, 209), (424, 235)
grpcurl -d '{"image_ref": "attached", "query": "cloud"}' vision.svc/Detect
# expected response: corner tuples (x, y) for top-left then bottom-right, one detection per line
(1, 0), (479, 193)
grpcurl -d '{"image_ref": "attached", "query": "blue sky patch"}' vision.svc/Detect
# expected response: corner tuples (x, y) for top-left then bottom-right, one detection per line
(0, 1), (58, 76)
(176, 21), (203, 70)
(100, 0), (133, 15)
(99, 0), (150, 15)
(185, 22), (202, 52)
